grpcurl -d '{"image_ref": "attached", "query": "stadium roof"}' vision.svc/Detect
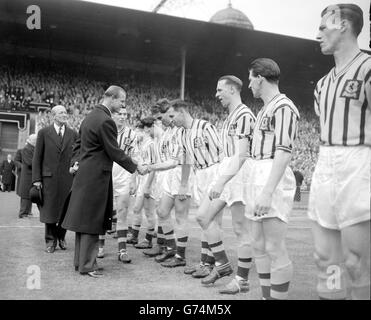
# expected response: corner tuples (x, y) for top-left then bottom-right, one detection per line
(1, 0), (337, 103)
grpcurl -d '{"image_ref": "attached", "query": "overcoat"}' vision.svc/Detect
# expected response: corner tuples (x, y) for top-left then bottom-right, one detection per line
(0, 160), (15, 185)
(19, 144), (34, 199)
(32, 125), (78, 223)
(62, 105), (137, 235)
(14, 149), (22, 196)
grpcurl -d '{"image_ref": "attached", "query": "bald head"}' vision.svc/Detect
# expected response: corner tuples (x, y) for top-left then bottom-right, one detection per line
(51, 105), (68, 126)
(27, 134), (37, 147)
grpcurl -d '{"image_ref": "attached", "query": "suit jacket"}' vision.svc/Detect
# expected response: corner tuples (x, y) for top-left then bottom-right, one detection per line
(32, 124), (79, 224)
(19, 144), (34, 199)
(0, 160), (15, 185)
(62, 105), (137, 235)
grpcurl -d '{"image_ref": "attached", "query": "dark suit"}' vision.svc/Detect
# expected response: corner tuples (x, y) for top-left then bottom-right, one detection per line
(0, 160), (15, 191)
(62, 104), (137, 273)
(14, 149), (23, 197)
(32, 124), (78, 247)
(19, 143), (34, 216)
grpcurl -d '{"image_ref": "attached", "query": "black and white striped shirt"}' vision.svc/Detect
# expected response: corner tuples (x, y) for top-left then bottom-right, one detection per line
(314, 51), (371, 146)
(117, 127), (136, 156)
(220, 103), (256, 157)
(172, 119), (224, 169)
(252, 94), (300, 160)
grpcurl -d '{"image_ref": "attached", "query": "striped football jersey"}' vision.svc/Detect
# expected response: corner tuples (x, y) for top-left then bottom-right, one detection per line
(173, 119), (223, 169)
(155, 126), (182, 163)
(220, 103), (256, 157)
(117, 127), (136, 156)
(252, 94), (300, 160)
(139, 136), (156, 166)
(112, 126), (136, 183)
(314, 51), (371, 146)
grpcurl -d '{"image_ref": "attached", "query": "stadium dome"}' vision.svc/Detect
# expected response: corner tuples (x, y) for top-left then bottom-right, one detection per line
(209, 3), (254, 30)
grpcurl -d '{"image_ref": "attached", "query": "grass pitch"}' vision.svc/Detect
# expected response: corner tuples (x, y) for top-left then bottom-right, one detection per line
(0, 191), (316, 300)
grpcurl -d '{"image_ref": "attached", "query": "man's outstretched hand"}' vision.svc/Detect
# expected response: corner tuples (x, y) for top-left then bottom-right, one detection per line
(137, 164), (150, 175)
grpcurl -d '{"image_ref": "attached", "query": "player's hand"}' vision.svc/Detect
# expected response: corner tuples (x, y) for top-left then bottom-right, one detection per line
(208, 181), (224, 200)
(137, 164), (149, 175)
(254, 190), (272, 217)
(177, 184), (189, 201)
(33, 181), (42, 189)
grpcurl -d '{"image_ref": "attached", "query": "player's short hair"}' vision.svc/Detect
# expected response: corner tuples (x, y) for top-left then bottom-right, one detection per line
(218, 75), (243, 92)
(151, 98), (171, 115)
(321, 4), (363, 37)
(249, 58), (280, 84)
(103, 85), (126, 99)
(140, 116), (155, 128)
(170, 99), (189, 111)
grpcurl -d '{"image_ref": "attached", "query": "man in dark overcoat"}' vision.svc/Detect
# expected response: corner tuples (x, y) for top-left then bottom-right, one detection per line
(14, 148), (23, 197)
(19, 135), (37, 218)
(62, 85), (147, 277)
(32, 105), (79, 253)
(0, 154), (15, 192)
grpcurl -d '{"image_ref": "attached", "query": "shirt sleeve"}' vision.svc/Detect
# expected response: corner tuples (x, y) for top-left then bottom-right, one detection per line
(235, 112), (255, 139)
(128, 131), (137, 156)
(170, 129), (186, 164)
(364, 63), (371, 111)
(273, 105), (300, 153)
(204, 123), (224, 160)
(149, 142), (156, 165)
(314, 78), (323, 117)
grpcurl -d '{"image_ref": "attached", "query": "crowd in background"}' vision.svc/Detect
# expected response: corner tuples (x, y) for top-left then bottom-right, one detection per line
(0, 55), (320, 189)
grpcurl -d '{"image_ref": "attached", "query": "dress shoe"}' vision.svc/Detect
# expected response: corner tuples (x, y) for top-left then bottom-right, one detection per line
(219, 278), (250, 294)
(201, 264), (233, 285)
(155, 248), (176, 263)
(59, 239), (67, 250)
(86, 270), (104, 278)
(80, 267), (104, 277)
(45, 245), (56, 253)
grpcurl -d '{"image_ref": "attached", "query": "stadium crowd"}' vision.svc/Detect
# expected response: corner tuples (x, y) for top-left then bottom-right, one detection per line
(0, 55), (319, 189)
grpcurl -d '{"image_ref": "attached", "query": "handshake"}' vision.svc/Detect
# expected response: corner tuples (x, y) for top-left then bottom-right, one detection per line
(136, 164), (153, 175)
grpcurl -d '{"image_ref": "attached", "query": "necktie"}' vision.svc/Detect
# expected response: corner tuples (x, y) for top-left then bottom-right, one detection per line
(58, 126), (63, 144)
